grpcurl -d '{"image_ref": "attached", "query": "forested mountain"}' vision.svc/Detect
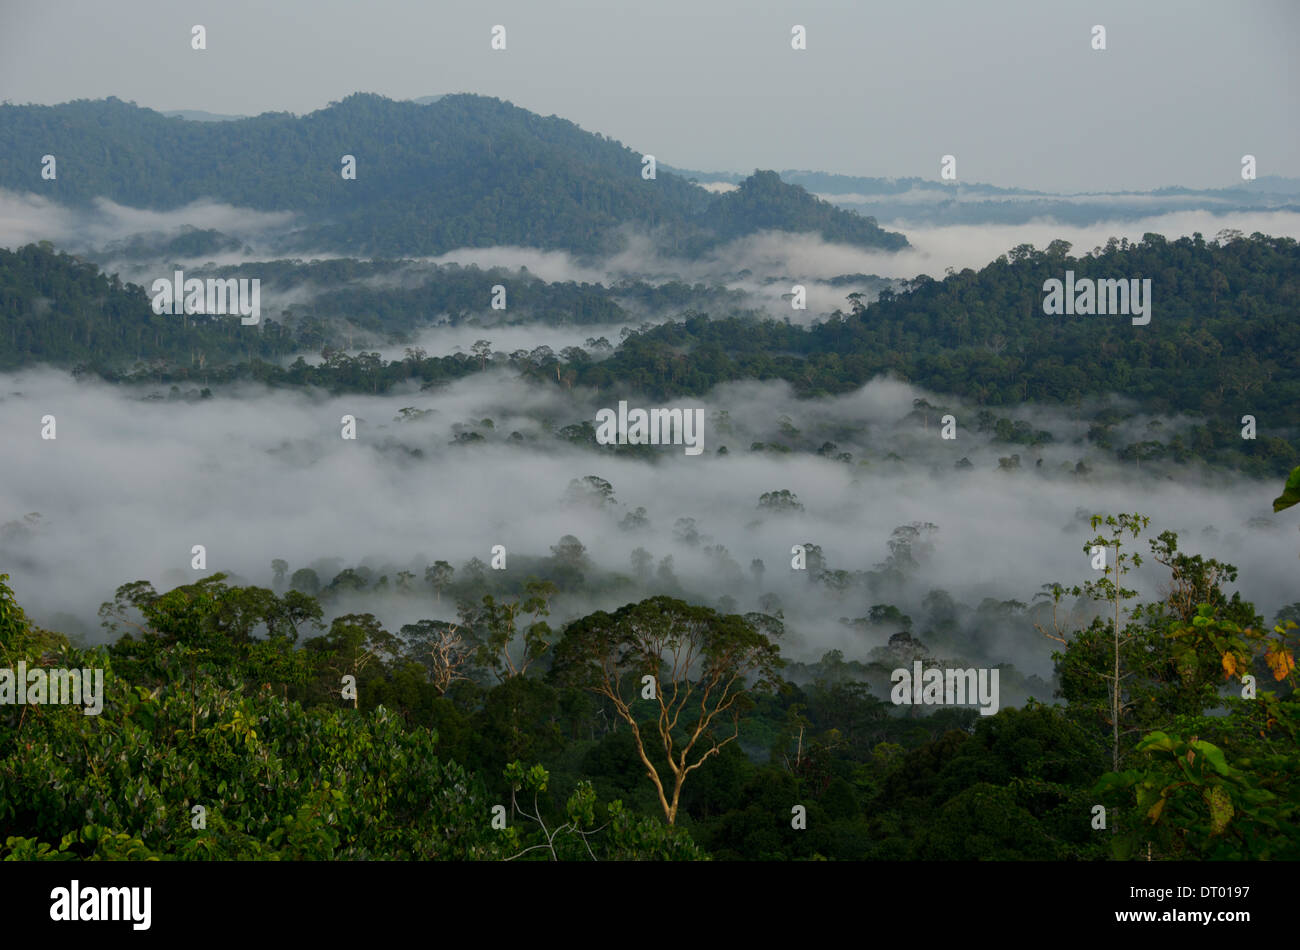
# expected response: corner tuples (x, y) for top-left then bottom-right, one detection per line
(576, 232), (1300, 473)
(697, 170), (907, 250)
(588, 232), (1300, 405)
(7, 231), (1290, 474)
(0, 94), (906, 257)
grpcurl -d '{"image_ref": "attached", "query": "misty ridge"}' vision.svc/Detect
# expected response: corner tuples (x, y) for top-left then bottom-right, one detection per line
(0, 95), (910, 259)
(687, 169), (1300, 228)
(6, 188), (1300, 333)
(1, 92), (1297, 728)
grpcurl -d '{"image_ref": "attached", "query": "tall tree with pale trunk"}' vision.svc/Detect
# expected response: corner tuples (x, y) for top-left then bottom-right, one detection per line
(552, 596), (783, 825)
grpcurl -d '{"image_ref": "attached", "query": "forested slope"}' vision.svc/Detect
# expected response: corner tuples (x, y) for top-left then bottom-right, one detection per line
(0, 94), (906, 256)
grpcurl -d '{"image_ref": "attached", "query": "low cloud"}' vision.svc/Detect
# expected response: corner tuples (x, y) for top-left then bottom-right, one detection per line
(2, 369), (1292, 690)
(0, 190), (298, 254)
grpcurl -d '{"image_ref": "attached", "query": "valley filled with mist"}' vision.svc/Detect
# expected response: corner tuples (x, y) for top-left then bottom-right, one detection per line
(1, 5), (1297, 868)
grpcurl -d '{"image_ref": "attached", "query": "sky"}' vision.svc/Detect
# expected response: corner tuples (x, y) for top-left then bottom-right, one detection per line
(0, 0), (1296, 193)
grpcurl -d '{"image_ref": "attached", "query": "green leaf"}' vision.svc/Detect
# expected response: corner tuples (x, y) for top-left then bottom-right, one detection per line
(1191, 741), (1232, 777)
(1137, 732), (1174, 752)
(1091, 770), (1139, 794)
(1273, 466), (1300, 512)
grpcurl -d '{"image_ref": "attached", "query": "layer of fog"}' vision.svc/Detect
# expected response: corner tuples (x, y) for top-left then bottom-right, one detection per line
(2, 368), (1293, 705)
(702, 211), (1300, 286)
(9, 190), (1299, 337)
(820, 186), (1268, 209)
(357, 210), (1300, 322)
(0, 190), (299, 256)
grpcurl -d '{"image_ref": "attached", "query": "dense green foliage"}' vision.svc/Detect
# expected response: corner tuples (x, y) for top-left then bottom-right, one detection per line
(2, 509), (1296, 861)
(0, 94), (904, 257)
(587, 232), (1299, 408)
(0, 574), (703, 860)
(0, 243), (303, 372)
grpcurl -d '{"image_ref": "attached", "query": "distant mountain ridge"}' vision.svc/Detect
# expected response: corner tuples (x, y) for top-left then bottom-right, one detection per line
(159, 109), (249, 122)
(0, 94), (906, 257)
(666, 166), (1300, 228)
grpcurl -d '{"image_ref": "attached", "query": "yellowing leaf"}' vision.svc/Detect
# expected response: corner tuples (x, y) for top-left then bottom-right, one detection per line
(1264, 644), (1296, 681)
(1221, 652), (1238, 679)
(1147, 796), (1166, 822)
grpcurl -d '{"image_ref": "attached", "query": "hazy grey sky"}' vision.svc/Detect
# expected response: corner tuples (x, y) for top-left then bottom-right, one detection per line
(1, 0), (1296, 192)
